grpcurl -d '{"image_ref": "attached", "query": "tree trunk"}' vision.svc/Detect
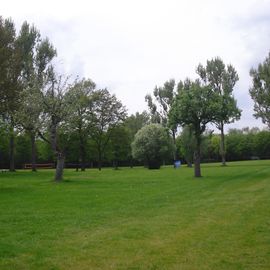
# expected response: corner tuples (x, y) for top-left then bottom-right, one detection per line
(220, 123), (226, 166)
(172, 128), (176, 160)
(113, 160), (118, 170)
(79, 134), (86, 171)
(9, 127), (15, 172)
(55, 152), (65, 182)
(193, 136), (201, 177)
(30, 133), (37, 172)
(187, 160), (192, 168)
(98, 149), (102, 171)
(50, 118), (65, 181)
(98, 160), (102, 171)
(80, 153), (86, 171)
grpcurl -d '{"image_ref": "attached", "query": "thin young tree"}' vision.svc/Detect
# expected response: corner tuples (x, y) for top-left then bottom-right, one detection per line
(0, 17), (23, 171)
(16, 21), (57, 171)
(197, 57), (241, 166)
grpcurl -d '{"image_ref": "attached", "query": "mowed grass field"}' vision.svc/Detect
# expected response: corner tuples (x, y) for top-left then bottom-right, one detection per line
(0, 161), (270, 270)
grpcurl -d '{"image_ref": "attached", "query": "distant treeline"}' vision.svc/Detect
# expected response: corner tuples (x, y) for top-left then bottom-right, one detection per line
(177, 127), (270, 164)
(1, 126), (269, 169)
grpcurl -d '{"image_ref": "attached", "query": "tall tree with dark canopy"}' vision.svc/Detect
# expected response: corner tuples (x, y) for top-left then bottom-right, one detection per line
(65, 78), (96, 171)
(0, 17), (23, 171)
(124, 111), (150, 139)
(197, 57), (241, 166)
(169, 79), (219, 177)
(16, 21), (57, 171)
(250, 52), (270, 128)
(108, 124), (131, 169)
(88, 89), (127, 170)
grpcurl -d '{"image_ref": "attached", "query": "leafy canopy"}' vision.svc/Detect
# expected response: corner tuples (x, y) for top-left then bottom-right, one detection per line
(170, 79), (220, 136)
(250, 52), (270, 128)
(197, 57), (241, 128)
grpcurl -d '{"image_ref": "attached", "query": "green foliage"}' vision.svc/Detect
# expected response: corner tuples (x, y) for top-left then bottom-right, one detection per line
(15, 134), (31, 167)
(178, 125), (196, 166)
(0, 122), (9, 168)
(65, 78), (96, 170)
(254, 130), (270, 158)
(197, 57), (241, 165)
(171, 79), (219, 133)
(197, 57), (241, 126)
(250, 52), (270, 128)
(0, 17), (57, 172)
(0, 16), (22, 116)
(226, 127), (270, 161)
(36, 139), (54, 162)
(145, 79), (175, 126)
(65, 78), (96, 132)
(170, 79), (220, 176)
(107, 125), (131, 168)
(132, 124), (174, 169)
(16, 21), (56, 134)
(124, 111), (150, 139)
(177, 129), (220, 165)
(208, 134), (221, 161)
(88, 89), (127, 169)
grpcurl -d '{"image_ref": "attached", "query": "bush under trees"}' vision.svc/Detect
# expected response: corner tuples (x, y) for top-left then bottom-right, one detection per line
(131, 124), (174, 169)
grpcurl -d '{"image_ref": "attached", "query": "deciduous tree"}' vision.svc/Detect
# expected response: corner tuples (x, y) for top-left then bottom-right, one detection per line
(16, 21), (57, 171)
(124, 111), (150, 139)
(65, 78), (95, 171)
(39, 69), (71, 181)
(197, 57), (241, 166)
(250, 52), (270, 128)
(145, 79), (177, 158)
(0, 17), (23, 171)
(169, 79), (219, 177)
(88, 89), (127, 170)
(107, 125), (131, 169)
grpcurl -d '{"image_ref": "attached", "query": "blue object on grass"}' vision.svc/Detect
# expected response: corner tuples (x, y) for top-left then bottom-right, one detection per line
(174, 160), (181, 168)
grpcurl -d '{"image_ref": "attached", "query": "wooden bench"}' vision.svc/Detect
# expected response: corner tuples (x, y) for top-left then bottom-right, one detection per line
(24, 163), (54, 169)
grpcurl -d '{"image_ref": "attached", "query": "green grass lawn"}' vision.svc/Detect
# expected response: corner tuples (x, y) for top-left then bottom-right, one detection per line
(0, 160), (270, 270)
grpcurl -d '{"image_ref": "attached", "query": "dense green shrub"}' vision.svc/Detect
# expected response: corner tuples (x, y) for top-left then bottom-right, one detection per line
(131, 124), (174, 169)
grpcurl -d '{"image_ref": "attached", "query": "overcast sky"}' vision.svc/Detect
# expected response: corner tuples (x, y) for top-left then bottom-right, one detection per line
(2, 0), (270, 130)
